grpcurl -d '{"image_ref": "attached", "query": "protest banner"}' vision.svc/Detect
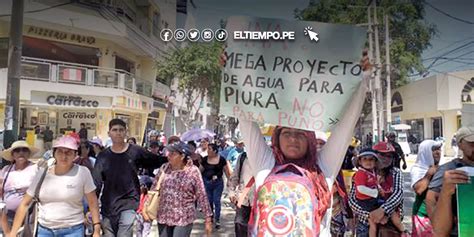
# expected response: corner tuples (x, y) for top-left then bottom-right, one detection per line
(220, 16), (367, 131)
(457, 166), (474, 237)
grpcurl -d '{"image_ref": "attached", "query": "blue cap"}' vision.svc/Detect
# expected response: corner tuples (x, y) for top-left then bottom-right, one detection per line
(165, 141), (192, 156)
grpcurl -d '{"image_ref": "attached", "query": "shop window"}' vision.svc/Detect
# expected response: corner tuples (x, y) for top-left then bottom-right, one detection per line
(432, 117), (443, 140)
(0, 38), (8, 68)
(408, 119), (424, 142)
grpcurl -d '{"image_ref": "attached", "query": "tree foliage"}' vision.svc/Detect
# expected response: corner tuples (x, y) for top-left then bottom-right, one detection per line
(156, 42), (223, 129)
(295, 0), (436, 87)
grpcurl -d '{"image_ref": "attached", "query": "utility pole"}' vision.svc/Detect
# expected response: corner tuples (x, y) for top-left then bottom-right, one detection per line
(368, 6), (378, 144)
(385, 13), (392, 131)
(3, 0), (24, 152)
(373, 0), (385, 141)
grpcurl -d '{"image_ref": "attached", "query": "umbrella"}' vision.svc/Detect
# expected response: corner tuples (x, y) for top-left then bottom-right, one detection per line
(181, 128), (216, 142)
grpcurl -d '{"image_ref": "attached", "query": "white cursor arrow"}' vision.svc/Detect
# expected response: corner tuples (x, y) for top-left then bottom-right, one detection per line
(307, 29), (319, 42)
(304, 26), (319, 42)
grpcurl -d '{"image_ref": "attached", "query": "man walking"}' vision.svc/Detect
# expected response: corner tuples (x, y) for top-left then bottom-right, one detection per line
(93, 119), (167, 236)
(79, 122), (88, 141)
(42, 126), (54, 151)
(387, 131), (407, 170)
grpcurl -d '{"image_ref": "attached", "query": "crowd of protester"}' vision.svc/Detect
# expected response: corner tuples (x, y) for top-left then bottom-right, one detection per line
(0, 51), (472, 237)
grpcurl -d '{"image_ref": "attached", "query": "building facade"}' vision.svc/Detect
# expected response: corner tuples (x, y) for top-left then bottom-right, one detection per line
(390, 70), (474, 156)
(0, 0), (175, 148)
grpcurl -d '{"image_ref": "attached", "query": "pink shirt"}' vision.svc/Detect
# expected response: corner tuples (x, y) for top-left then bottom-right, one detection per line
(1, 163), (38, 211)
(155, 161), (212, 226)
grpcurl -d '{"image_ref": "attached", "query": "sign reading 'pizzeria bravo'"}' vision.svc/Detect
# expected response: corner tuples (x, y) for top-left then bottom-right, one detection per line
(31, 91), (113, 109)
(26, 26), (96, 45)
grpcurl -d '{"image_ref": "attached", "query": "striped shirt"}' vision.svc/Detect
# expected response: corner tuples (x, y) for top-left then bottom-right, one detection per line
(349, 167), (404, 225)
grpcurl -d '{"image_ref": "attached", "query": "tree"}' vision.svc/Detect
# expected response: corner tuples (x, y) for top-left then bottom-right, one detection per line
(156, 42), (223, 130)
(295, 0), (436, 87)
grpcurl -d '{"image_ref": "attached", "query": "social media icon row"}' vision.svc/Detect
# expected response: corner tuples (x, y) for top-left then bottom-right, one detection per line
(160, 29), (228, 42)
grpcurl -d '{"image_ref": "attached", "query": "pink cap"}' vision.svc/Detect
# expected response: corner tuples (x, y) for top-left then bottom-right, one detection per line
(53, 136), (79, 150)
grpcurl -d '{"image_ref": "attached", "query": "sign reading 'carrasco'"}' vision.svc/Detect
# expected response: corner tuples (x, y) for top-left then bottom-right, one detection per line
(47, 95), (100, 107)
(62, 112), (97, 119)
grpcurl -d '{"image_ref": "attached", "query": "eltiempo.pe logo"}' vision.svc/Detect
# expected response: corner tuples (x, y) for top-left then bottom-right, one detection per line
(159, 28), (227, 42)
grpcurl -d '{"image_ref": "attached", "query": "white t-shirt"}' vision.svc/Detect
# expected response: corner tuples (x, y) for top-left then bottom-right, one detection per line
(0, 163), (38, 211)
(27, 164), (96, 229)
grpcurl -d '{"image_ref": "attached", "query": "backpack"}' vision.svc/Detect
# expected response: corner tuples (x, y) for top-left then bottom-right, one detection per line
(248, 163), (319, 237)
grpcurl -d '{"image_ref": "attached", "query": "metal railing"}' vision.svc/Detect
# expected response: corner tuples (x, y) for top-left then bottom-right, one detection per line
(21, 60), (50, 81)
(19, 56), (153, 97)
(136, 79), (152, 97)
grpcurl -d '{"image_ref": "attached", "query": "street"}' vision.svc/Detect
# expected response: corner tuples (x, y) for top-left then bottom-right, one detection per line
(145, 154), (455, 236)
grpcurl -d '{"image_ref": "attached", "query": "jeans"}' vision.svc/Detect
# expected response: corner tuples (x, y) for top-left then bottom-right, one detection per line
(158, 223), (193, 237)
(234, 205), (251, 237)
(37, 223), (84, 237)
(102, 209), (136, 237)
(356, 221), (369, 237)
(203, 178), (224, 221)
(136, 213), (152, 237)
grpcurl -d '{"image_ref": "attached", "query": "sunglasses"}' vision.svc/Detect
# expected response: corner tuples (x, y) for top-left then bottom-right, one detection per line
(12, 147), (30, 153)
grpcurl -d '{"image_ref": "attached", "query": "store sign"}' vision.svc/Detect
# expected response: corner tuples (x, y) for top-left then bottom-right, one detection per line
(391, 91), (403, 113)
(31, 91), (112, 108)
(47, 95), (99, 107)
(461, 77), (474, 104)
(62, 112), (97, 119)
(26, 26), (96, 45)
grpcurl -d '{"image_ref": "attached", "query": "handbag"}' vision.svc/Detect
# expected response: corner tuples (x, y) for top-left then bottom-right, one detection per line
(144, 168), (166, 220)
(18, 166), (49, 237)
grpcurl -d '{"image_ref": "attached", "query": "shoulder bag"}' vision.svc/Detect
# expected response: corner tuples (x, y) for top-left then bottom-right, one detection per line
(144, 168), (166, 220)
(18, 166), (48, 237)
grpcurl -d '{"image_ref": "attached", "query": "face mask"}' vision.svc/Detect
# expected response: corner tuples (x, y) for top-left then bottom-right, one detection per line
(235, 147), (244, 153)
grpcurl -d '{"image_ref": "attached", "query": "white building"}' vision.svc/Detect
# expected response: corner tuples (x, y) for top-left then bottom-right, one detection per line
(390, 70), (474, 156)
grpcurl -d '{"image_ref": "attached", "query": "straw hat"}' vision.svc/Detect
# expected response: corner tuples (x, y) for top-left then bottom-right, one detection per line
(1, 141), (39, 161)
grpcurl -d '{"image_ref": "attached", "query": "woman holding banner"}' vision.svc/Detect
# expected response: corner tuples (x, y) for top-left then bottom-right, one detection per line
(220, 51), (372, 235)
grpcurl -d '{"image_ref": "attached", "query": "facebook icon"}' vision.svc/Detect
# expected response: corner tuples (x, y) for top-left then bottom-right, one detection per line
(160, 29), (173, 42)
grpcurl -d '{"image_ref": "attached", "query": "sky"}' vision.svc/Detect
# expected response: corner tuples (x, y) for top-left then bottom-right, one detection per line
(189, 0), (474, 77)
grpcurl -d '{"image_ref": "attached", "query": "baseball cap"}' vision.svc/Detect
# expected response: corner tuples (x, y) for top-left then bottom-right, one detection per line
(372, 141), (396, 153)
(353, 148), (379, 168)
(53, 136), (79, 150)
(456, 126), (474, 144)
(165, 141), (192, 156)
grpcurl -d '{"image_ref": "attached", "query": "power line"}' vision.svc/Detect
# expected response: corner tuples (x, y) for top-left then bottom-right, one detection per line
(425, 41), (474, 70)
(425, 2), (474, 25)
(0, 1), (74, 17)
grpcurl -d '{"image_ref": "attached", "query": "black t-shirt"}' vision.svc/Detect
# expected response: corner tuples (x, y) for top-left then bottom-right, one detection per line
(92, 144), (167, 216)
(201, 156), (227, 180)
(43, 130), (54, 142)
(79, 128), (88, 139)
(390, 141), (404, 166)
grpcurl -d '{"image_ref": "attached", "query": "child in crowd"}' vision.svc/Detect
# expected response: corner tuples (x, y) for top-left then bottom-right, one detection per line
(136, 177), (152, 237)
(353, 148), (404, 237)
